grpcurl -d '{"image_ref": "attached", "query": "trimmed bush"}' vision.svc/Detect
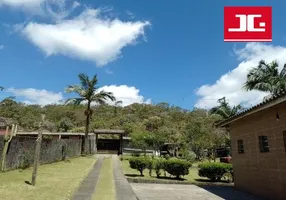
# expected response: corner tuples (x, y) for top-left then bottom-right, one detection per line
(129, 157), (152, 176)
(198, 162), (232, 181)
(153, 158), (166, 178)
(163, 158), (192, 179)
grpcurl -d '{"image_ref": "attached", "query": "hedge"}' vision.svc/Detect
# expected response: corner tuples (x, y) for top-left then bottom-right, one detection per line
(129, 157), (192, 179)
(164, 158), (192, 179)
(129, 157), (152, 176)
(198, 162), (232, 181)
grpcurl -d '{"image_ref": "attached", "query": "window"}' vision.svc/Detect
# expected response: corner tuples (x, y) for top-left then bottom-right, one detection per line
(237, 140), (244, 154)
(259, 136), (269, 152)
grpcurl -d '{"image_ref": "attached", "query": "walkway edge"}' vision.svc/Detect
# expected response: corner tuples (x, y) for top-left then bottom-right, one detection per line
(72, 156), (104, 200)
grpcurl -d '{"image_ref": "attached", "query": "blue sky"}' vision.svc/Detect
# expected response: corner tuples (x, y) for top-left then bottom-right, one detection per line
(0, 0), (286, 109)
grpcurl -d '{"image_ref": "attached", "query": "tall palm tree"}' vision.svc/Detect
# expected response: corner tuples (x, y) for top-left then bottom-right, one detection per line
(243, 60), (286, 95)
(65, 73), (116, 154)
(0, 86), (4, 91)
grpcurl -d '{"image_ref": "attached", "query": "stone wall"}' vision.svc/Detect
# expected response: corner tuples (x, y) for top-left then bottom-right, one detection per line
(0, 135), (96, 171)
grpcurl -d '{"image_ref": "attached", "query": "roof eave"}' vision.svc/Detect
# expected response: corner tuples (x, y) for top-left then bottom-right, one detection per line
(217, 94), (286, 127)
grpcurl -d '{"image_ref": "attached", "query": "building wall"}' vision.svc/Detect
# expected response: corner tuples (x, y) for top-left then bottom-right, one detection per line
(230, 102), (286, 199)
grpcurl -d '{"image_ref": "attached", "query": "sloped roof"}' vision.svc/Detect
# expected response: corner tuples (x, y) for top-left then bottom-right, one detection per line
(93, 129), (126, 134)
(217, 91), (286, 127)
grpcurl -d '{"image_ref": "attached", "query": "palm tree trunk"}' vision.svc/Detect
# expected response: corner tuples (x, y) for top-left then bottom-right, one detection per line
(83, 102), (91, 155)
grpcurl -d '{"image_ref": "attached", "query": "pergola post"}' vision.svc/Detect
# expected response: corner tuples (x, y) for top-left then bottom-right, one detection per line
(120, 134), (123, 155)
(95, 133), (98, 154)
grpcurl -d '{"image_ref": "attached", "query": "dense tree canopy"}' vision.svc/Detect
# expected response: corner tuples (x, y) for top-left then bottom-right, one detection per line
(0, 97), (229, 159)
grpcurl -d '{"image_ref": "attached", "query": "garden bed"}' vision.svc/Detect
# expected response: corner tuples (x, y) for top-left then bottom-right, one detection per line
(120, 159), (233, 186)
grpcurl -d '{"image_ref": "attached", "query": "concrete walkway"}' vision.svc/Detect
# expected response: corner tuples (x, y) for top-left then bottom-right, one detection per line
(131, 183), (260, 200)
(71, 156), (104, 200)
(71, 155), (137, 200)
(112, 155), (138, 200)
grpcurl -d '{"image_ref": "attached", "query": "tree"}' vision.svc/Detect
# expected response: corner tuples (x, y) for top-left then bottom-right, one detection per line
(31, 114), (45, 186)
(143, 116), (163, 132)
(65, 73), (116, 154)
(57, 117), (74, 132)
(243, 60), (286, 95)
(114, 100), (122, 116)
(210, 99), (242, 119)
(131, 132), (149, 155)
(144, 131), (167, 152)
(0, 86), (3, 91)
(184, 110), (227, 161)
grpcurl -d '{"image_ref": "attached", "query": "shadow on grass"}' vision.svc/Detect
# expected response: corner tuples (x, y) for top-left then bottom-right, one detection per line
(157, 176), (186, 181)
(125, 173), (186, 181)
(194, 178), (230, 183)
(125, 174), (144, 177)
(24, 181), (32, 185)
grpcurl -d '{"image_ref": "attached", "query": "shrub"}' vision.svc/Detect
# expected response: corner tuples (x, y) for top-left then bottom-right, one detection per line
(163, 158), (192, 179)
(198, 162), (232, 181)
(146, 158), (153, 176)
(153, 158), (166, 178)
(129, 157), (151, 176)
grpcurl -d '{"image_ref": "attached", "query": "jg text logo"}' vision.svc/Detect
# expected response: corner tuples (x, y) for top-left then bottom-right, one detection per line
(224, 6), (272, 42)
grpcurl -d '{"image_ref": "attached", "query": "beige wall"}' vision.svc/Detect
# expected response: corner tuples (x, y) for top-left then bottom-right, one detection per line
(230, 102), (286, 199)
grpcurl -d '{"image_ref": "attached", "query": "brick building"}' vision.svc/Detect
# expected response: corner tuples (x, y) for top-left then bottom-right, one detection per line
(218, 93), (286, 199)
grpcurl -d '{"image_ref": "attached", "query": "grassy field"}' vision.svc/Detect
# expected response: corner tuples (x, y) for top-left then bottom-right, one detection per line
(92, 156), (116, 200)
(120, 159), (205, 183)
(0, 156), (96, 200)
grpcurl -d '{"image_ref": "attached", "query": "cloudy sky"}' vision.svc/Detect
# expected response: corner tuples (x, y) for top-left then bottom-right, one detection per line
(0, 0), (286, 108)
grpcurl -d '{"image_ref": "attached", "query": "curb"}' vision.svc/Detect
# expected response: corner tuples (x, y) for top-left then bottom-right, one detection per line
(127, 177), (234, 187)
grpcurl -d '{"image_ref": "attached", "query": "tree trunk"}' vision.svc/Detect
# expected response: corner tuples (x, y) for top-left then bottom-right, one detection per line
(83, 102), (91, 155)
(31, 114), (45, 186)
(1, 126), (13, 172)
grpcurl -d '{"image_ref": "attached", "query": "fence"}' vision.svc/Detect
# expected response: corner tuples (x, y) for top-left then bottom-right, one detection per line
(0, 135), (96, 171)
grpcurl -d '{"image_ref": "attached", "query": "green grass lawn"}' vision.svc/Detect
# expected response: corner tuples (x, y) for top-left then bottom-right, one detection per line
(92, 157), (116, 200)
(120, 159), (206, 183)
(0, 156), (96, 200)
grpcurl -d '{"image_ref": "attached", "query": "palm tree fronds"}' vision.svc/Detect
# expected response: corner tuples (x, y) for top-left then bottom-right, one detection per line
(64, 98), (85, 106)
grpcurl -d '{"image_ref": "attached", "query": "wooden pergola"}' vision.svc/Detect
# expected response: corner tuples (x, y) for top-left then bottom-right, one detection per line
(93, 129), (126, 154)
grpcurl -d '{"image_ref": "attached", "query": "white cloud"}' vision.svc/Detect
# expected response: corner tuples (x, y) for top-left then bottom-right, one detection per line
(195, 43), (286, 109)
(7, 87), (63, 105)
(21, 8), (150, 66)
(98, 85), (151, 106)
(0, 0), (77, 18)
(0, 0), (44, 10)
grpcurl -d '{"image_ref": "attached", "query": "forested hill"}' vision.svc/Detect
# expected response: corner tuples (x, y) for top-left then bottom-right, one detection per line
(0, 98), (193, 133)
(0, 98), (219, 134)
(0, 98), (228, 156)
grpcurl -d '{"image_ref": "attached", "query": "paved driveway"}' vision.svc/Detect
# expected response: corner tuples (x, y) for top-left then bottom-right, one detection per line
(130, 183), (260, 200)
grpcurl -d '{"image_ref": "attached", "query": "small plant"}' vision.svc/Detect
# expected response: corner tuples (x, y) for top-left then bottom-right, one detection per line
(129, 157), (150, 176)
(163, 158), (192, 179)
(198, 162), (232, 181)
